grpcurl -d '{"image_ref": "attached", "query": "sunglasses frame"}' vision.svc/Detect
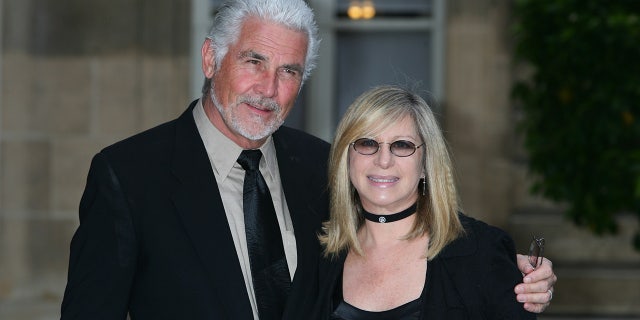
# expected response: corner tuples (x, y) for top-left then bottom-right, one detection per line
(351, 138), (425, 157)
(528, 236), (545, 269)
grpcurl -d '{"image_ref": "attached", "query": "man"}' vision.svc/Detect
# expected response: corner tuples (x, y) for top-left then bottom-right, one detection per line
(61, 0), (556, 319)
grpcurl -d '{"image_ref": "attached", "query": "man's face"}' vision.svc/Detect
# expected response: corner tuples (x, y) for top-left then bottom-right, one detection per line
(202, 17), (308, 149)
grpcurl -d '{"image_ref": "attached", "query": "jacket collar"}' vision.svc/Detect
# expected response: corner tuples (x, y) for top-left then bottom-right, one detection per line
(170, 100), (253, 319)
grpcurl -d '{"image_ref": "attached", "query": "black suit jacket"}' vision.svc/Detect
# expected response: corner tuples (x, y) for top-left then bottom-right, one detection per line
(307, 214), (537, 320)
(61, 100), (330, 319)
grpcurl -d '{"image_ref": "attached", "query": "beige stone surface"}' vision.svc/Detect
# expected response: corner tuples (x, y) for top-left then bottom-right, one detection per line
(510, 212), (640, 264)
(2, 53), (35, 133)
(36, 58), (93, 135)
(445, 0), (516, 228)
(1, 140), (52, 213)
(547, 266), (640, 316)
(0, 218), (29, 300)
(0, 3), (190, 319)
(140, 56), (191, 128)
(27, 219), (76, 276)
(51, 137), (97, 214)
(96, 56), (142, 136)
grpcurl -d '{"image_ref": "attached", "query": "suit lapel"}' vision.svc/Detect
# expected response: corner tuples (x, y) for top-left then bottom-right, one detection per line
(170, 102), (253, 319)
(272, 131), (324, 268)
(273, 130), (328, 317)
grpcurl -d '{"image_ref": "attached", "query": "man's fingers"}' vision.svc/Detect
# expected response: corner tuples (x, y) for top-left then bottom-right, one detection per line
(515, 256), (556, 314)
(517, 290), (553, 313)
(524, 258), (555, 284)
(515, 276), (554, 295)
(516, 253), (535, 275)
(523, 301), (550, 313)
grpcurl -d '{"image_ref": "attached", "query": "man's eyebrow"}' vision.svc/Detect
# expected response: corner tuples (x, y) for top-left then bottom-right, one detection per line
(238, 50), (304, 74)
(282, 63), (304, 74)
(238, 50), (267, 62)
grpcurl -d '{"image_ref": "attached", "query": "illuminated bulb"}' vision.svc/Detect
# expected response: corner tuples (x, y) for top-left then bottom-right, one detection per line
(348, 2), (363, 20)
(362, 0), (376, 19)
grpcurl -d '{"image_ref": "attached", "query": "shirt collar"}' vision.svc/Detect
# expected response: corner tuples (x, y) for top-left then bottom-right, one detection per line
(193, 99), (277, 181)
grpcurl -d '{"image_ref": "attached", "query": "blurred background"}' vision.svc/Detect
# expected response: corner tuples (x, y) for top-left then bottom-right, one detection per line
(1, 0), (639, 319)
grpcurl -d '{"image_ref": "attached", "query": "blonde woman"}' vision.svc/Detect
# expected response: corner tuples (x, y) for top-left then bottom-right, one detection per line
(313, 85), (541, 319)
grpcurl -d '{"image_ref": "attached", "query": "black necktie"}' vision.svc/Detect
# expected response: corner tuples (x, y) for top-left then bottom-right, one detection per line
(237, 150), (291, 320)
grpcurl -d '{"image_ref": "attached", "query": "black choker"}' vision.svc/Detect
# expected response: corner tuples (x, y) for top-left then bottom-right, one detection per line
(362, 203), (417, 223)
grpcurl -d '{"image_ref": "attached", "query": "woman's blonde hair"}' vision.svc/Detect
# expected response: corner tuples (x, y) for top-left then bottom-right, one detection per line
(319, 85), (463, 260)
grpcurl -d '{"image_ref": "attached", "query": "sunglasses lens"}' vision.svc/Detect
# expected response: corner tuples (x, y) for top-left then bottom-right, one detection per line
(528, 251), (539, 267)
(353, 138), (379, 155)
(528, 237), (544, 268)
(390, 140), (417, 157)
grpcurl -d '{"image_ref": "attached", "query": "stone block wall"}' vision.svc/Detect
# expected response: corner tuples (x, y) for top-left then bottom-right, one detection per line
(445, 0), (520, 227)
(0, 0), (190, 317)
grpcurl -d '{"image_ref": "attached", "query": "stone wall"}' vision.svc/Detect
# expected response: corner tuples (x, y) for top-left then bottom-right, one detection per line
(0, 0), (190, 317)
(445, 0), (522, 227)
(445, 0), (568, 229)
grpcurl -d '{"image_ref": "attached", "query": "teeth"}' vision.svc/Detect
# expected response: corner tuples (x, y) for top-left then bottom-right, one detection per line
(369, 177), (396, 183)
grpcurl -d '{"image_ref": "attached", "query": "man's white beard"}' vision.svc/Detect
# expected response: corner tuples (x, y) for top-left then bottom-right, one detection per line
(210, 87), (284, 141)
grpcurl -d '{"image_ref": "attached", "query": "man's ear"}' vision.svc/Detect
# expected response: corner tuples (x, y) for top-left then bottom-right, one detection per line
(201, 38), (216, 78)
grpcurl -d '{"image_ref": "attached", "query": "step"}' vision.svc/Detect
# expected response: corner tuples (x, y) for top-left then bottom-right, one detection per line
(509, 209), (640, 317)
(509, 209), (640, 265)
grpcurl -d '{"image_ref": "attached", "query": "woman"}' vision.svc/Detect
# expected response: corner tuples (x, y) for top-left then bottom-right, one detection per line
(313, 85), (536, 319)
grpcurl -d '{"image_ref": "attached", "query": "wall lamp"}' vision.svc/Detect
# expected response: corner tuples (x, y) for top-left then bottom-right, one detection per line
(347, 0), (376, 20)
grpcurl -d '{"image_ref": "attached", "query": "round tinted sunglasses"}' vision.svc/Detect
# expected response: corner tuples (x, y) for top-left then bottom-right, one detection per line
(351, 138), (425, 157)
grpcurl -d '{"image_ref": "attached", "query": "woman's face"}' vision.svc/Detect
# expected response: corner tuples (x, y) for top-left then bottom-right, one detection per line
(348, 115), (424, 214)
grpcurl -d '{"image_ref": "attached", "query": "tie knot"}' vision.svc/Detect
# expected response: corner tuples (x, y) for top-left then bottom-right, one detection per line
(237, 149), (263, 171)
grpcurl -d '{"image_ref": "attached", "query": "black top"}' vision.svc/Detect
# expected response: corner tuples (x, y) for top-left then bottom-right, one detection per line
(299, 214), (537, 320)
(329, 263), (424, 320)
(331, 299), (422, 320)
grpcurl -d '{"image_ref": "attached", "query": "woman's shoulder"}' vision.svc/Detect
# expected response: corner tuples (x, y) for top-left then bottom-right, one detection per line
(438, 213), (517, 261)
(458, 213), (514, 244)
(435, 214), (535, 319)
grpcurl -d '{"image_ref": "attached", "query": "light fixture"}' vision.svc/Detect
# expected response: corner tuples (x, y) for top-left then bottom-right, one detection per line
(361, 0), (376, 19)
(347, 0), (376, 20)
